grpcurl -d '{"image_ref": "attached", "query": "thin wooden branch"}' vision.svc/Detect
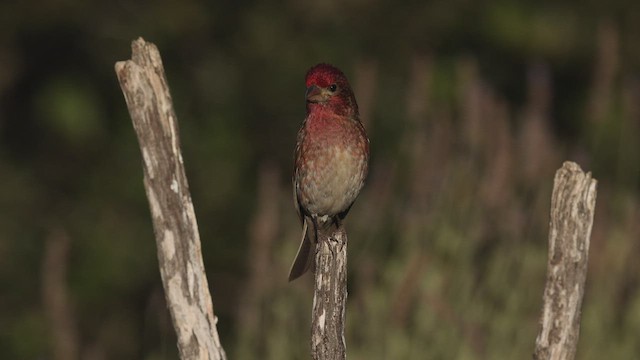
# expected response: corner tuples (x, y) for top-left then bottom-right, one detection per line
(534, 161), (597, 360)
(114, 38), (226, 360)
(311, 226), (348, 360)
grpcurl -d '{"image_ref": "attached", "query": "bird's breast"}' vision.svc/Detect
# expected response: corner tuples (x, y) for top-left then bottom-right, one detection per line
(296, 117), (368, 217)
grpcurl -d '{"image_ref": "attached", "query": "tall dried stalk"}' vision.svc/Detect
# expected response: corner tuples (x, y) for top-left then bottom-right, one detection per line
(236, 163), (280, 356)
(42, 226), (78, 360)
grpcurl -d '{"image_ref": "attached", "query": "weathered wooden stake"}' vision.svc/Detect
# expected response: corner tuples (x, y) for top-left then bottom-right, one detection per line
(534, 161), (597, 360)
(115, 38), (226, 360)
(311, 226), (348, 360)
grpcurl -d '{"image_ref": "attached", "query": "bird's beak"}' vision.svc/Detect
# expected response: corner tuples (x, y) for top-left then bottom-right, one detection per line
(305, 85), (326, 103)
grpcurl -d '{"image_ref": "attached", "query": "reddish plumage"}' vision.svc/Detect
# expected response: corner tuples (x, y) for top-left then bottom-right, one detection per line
(289, 64), (370, 281)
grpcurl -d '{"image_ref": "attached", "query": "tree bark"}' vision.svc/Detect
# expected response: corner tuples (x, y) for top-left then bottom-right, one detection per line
(311, 226), (348, 360)
(533, 161), (597, 360)
(114, 38), (226, 360)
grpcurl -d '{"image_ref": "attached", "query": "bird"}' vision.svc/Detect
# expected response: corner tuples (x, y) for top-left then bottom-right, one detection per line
(289, 63), (370, 281)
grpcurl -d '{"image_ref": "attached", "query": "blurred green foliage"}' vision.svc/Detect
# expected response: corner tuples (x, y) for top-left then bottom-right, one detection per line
(1, 0), (639, 359)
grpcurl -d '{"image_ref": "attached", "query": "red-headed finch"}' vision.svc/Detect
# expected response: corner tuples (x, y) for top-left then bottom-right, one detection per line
(289, 64), (370, 281)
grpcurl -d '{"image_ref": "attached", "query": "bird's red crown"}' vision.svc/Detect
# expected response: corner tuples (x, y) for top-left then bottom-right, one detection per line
(305, 63), (348, 88)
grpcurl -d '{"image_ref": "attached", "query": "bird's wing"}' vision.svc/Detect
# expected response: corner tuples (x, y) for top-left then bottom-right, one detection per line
(292, 123), (307, 224)
(288, 217), (314, 281)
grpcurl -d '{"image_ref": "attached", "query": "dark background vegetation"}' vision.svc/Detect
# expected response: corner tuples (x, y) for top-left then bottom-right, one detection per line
(1, 1), (639, 359)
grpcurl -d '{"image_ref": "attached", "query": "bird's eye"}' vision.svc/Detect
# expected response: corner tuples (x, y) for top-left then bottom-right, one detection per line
(328, 84), (338, 92)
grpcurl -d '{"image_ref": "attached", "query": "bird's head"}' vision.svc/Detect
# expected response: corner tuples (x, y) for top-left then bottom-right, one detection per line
(305, 64), (358, 117)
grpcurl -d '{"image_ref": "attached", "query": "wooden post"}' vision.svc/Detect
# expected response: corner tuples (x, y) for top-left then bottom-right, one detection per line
(115, 38), (226, 360)
(311, 226), (348, 360)
(534, 161), (597, 360)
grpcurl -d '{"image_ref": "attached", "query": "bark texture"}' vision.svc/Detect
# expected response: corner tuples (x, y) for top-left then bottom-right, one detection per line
(534, 161), (597, 360)
(115, 38), (226, 360)
(311, 226), (348, 360)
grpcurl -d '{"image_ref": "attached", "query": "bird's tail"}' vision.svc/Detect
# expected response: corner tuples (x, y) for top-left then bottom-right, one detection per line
(288, 217), (316, 281)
